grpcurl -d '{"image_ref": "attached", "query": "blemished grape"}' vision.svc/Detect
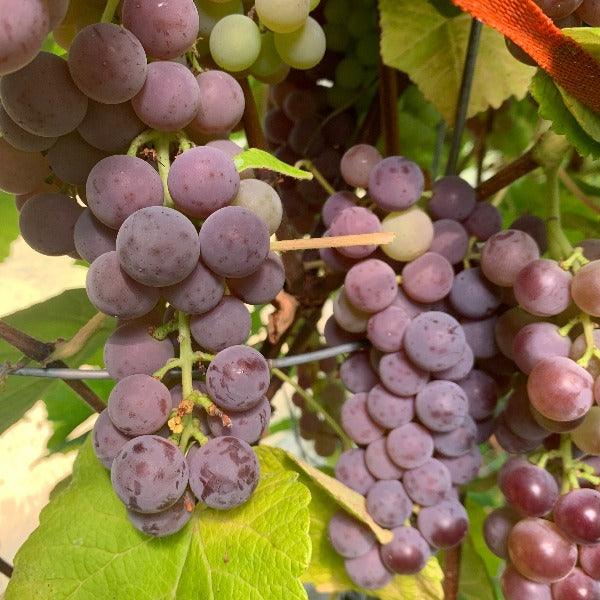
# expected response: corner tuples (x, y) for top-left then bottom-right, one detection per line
(199, 206), (270, 278)
(511, 214), (549, 253)
(381, 207), (434, 262)
(339, 352), (379, 394)
(322, 192), (357, 228)
(433, 415), (477, 457)
(329, 206), (382, 259)
(86, 251), (159, 319)
(552, 568), (600, 600)
(368, 156), (425, 212)
(274, 17), (326, 70)
(111, 435), (189, 513)
(401, 252), (454, 304)
(206, 345), (269, 412)
(333, 287), (369, 333)
(210, 14), (262, 71)
(527, 356), (594, 422)
(0, 0), (49, 76)
(403, 311), (466, 371)
(132, 61), (201, 131)
(92, 409), (131, 469)
(458, 369), (498, 420)
(571, 260), (600, 317)
(554, 489), (600, 544)
(404, 459), (452, 506)
(378, 350), (430, 397)
(438, 446), (482, 485)
(344, 546), (393, 590)
(0, 52), (88, 137)
(512, 322), (572, 375)
(432, 344), (474, 382)
(501, 565), (552, 600)
(341, 393), (384, 446)
(47, 131), (107, 185)
(127, 489), (195, 538)
(386, 422), (434, 469)
(207, 397), (271, 444)
(327, 511), (376, 559)
(77, 100), (146, 153)
(86, 155), (164, 229)
(464, 201), (502, 241)
(68, 23), (147, 104)
(481, 229), (540, 287)
(104, 322), (175, 381)
(429, 219), (470, 265)
(187, 436), (259, 509)
(415, 381), (468, 432)
(428, 176), (476, 221)
(366, 384), (414, 429)
(227, 251), (285, 305)
(190, 296), (251, 352)
(535, 0), (583, 19)
(168, 146), (239, 219)
(255, 0), (309, 33)
(163, 259), (224, 315)
(483, 506), (519, 558)
(0, 104), (56, 152)
(117, 206), (201, 287)
(461, 316), (498, 360)
(231, 179), (283, 235)
(449, 267), (501, 320)
(0, 138), (50, 195)
(367, 305), (411, 353)
(334, 448), (375, 494)
(503, 386), (549, 441)
(508, 518), (578, 583)
(417, 500), (468, 549)
(251, 32), (289, 84)
(340, 144), (382, 189)
(19, 192), (82, 256)
(344, 259), (398, 313)
(380, 526), (431, 575)
(122, 0), (199, 60)
(580, 544), (600, 579)
(366, 480), (412, 528)
(364, 437), (404, 479)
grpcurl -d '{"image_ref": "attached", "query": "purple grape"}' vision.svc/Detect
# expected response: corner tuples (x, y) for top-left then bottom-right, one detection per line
(581, 238), (600, 261)
(535, 0), (582, 19)
(551, 567), (600, 600)
(391, 288), (430, 318)
(433, 415), (477, 457)
(501, 564), (552, 600)
(92, 409), (132, 469)
(207, 397), (271, 444)
(495, 416), (543, 453)
(189, 296), (251, 352)
(438, 446), (482, 484)
(511, 214), (548, 253)
(73, 209), (117, 263)
(104, 322), (175, 381)
(206, 345), (269, 412)
(475, 417), (496, 444)
(0, 103), (56, 152)
(415, 380), (468, 432)
(47, 131), (107, 185)
(163, 260), (224, 315)
(404, 458), (452, 506)
(378, 350), (430, 397)
(327, 511), (376, 558)
(417, 499), (468, 548)
(322, 191), (357, 228)
(111, 435), (188, 513)
(367, 305), (411, 353)
(495, 306), (541, 360)
(132, 61), (200, 131)
(464, 201), (502, 241)
(364, 437), (404, 479)
(366, 384), (414, 429)
(368, 156), (424, 211)
(329, 206), (382, 259)
(458, 369), (498, 420)
(199, 206), (270, 278)
(580, 544), (600, 579)
(340, 352), (379, 393)
(449, 267), (501, 319)
(340, 144), (382, 188)
(168, 146), (240, 218)
(227, 251), (285, 305)
(0, 139), (50, 195)
(429, 176), (475, 221)
(432, 344), (474, 382)
(86, 251), (159, 319)
(512, 322), (572, 375)
(127, 489), (195, 537)
(334, 448), (375, 494)
(401, 252), (454, 304)
(86, 155), (164, 229)
(344, 547), (393, 590)
(380, 526), (430, 575)
(503, 386), (549, 441)
(386, 422), (433, 469)
(483, 506), (519, 558)
(554, 489), (600, 544)
(366, 480), (412, 528)
(429, 219), (469, 265)
(117, 206), (201, 287)
(288, 115), (325, 156)
(461, 316), (499, 359)
(320, 242), (358, 273)
(333, 287), (369, 333)
(323, 315), (363, 347)
(264, 108), (292, 144)
(344, 259), (398, 313)
(341, 393), (384, 446)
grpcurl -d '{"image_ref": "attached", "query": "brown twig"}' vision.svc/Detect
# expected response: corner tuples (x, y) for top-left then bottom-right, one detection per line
(558, 168), (600, 214)
(240, 78), (267, 150)
(0, 556), (13, 578)
(442, 544), (461, 600)
(378, 61), (400, 156)
(476, 149), (539, 200)
(0, 322), (105, 413)
(355, 89), (381, 145)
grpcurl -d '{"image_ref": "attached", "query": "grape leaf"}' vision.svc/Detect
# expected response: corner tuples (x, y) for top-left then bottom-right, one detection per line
(379, 0), (535, 124)
(234, 148), (313, 180)
(260, 447), (444, 600)
(0, 193), (19, 263)
(6, 441), (312, 600)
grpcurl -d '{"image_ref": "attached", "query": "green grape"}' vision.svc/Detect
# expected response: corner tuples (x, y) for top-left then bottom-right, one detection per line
(335, 56), (365, 90)
(310, 0), (320, 8)
(572, 407), (600, 455)
(347, 7), (376, 38)
(356, 32), (379, 67)
(274, 16), (326, 69)
(255, 0), (310, 33)
(195, 0), (243, 37)
(209, 14), (261, 72)
(324, 0), (345, 24)
(326, 85), (355, 109)
(250, 31), (290, 84)
(381, 208), (434, 262)
(324, 23), (351, 53)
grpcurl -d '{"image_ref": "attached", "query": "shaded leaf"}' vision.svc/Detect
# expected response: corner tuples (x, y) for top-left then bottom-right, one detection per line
(0, 192), (19, 263)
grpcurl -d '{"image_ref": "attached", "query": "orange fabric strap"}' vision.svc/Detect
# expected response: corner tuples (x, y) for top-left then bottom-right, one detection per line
(451, 0), (600, 114)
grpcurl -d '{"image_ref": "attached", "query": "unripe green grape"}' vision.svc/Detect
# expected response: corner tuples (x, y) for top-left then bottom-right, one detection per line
(255, 0), (310, 33)
(209, 14), (261, 71)
(324, 23), (351, 52)
(356, 33), (379, 67)
(324, 0), (345, 24)
(195, 0), (243, 37)
(572, 407), (600, 455)
(274, 17), (326, 70)
(347, 7), (376, 38)
(381, 207), (434, 262)
(250, 32), (290, 84)
(310, 0), (320, 9)
(335, 57), (365, 90)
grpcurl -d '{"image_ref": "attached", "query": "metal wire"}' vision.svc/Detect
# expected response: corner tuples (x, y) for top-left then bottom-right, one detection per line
(3, 342), (366, 380)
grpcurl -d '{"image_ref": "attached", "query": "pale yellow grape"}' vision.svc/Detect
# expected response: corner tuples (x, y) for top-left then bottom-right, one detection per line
(381, 207), (434, 262)
(333, 286), (369, 333)
(209, 14), (261, 72)
(274, 16), (326, 70)
(250, 32), (290, 84)
(195, 0), (243, 37)
(256, 0), (310, 33)
(231, 178), (283, 235)
(572, 407), (600, 455)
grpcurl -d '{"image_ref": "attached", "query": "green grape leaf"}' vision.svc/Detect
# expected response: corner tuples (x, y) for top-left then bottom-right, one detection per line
(0, 193), (19, 263)
(0, 289), (113, 434)
(259, 447), (444, 600)
(562, 27), (600, 63)
(6, 441), (312, 600)
(379, 0), (535, 124)
(234, 148), (313, 180)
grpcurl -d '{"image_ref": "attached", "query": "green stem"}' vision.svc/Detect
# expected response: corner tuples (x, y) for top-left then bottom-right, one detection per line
(100, 0), (120, 23)
(189, 390), (231, 426)
(271, 367), (353, 450)
(127, 129), (158, 157)
(560, 435), (574, 494)
(178, 415), (195, 452)
(149, 320), (179, 341)
(176, 131), (194, 153)
(577, 314), (597, 368)
(156, 134), (175, 208)
(191, 351), (215, 363)
(561, 247), (589, 272)
(546, 166), (574, 261)
(295, 159), (336, 195)
(153, 357), (182, 380)
(177, 312), (194, 398)
(559, 314), (581, 337)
